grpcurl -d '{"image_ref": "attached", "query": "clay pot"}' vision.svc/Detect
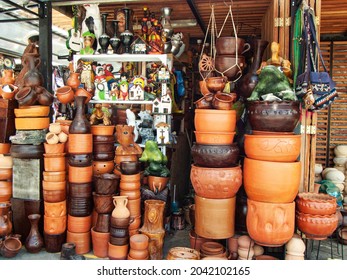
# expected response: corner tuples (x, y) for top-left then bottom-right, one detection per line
(244, 134), (301, 162)
(56, 119), (71, 135)
(95, 152), (116, 161)
(44, 215), (67, 235)
(110, 236), (129, 246)
(127, 198), (141, 217)
(42, 172), (66, 183)
(66, 72), (80, 89)
(0, 154), (12, 169)
(93, 161), (114, 175)
(22, 53), (43, 87)
(43, 189), (66, 203)
(295, 192), (337, 215)
(285, 233), (305, 256)
(191, 143), (239, 168)
(0, 143), (11, 154)
(120, 161), (140, 175)
(129, 234), (148, 250)
(91, 226), (110, 258)
(201, 241), (225, 257)
(114, 154), (138, 166)
(93, 134), (115, 143)
(44, 231), (66, 253)
(199, 80), (211, 96)
(56, 86), (74, 104)
(68, 193), (92, 215)
(194, 94), (213, 109)
(247, 101), (301, 132)
(74, 88), (92, 104)
(190, 164), (242, 199)
(120, 189), (140, 200)
(129, 248), (149, 259)
(0, 181), (12, 201)
(68, 165), (93, 184)
(0, 236), (22, 258)
(43, 153), (66, 172)
(93, 192), (114, 214)
(93, 173), (120, 195)
(66, 230), (91, 254)
(36, 86), (53, 106)
(68, 134), (93, 154)
(42, 179), (66, 191)
(44, 200), (66, 217)
(166, 247), (200, 260)
(110, 216), (131, 229)
(296, 211), (338, 240)
(67, 214), (92, 233)
(195, 195), (236, 239)
(214, 55), (245, 80)
(15, 105), (50, 118)
(95, 213), (111, 233)
(44, 143), (65, 154)
(243, 157), (301, 203)
(15, 117), (49, 130)
(212, 92), (237, 110)
(0, 202), (12, 236)
(227, 234), (240, 253)
(49, 123), (61, 134)
(1, 69), (15, 85)
(119, 181), (141, 191)
(0, 168), (12, 181)
(147, 175), (169, 194)
(112, 196), (130, 219)
(216, 37), (250, 55)
(58, 132), (68, 143)
(194, 131), (236, 145)
(15, 86), (38, 106)
(108, 242), (128, 260)
(91, 125), (115, 136)
(128, 215), (141, 230)
(247, 199), (295, 247)
(194, 109), (236, 132)
(68, 183), (91, 199)
(205, 76), (228, 93)
(93, 142), (115, 153)
(110, 226), (129, 239)
(189, 230), (211, 251)
(0, 84), (18, 100)
(68, 153), (93, 167)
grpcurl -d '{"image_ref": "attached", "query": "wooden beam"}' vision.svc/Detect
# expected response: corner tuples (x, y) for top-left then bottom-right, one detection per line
(186, 0), (206, 35)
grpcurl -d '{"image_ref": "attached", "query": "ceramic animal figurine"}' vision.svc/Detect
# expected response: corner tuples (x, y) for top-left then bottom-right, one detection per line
(80, 60), (94, 91)
(126, 109), (139, 142)
(115, 125), (142, 156)
(81, 3), (102, 52)
(90, 104), (111, 125)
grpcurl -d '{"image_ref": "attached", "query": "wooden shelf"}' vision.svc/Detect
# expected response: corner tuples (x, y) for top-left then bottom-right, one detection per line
(88, 100), (153, 105)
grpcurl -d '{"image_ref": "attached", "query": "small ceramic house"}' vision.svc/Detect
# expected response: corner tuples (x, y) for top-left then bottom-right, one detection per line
(156, 122), (170, 144)
(129, 84), (145, 100)
(131, 36), (148, 54)
(152, 83), (172, 114)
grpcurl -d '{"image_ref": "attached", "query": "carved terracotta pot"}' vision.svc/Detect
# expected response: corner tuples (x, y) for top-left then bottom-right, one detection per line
(67, 214), (92, 233)
(243, 158), (301, 203)
(295, 192), (337, 216)
(93, 173), (120, 195)
(246, 199), (295, 247)
(147, 176), (169, 194)
(93, 193), (114, 214)
(44, 215), (67, 235)
(195, 195), (235, 239)
(190, 164), (242, 199)
(194, 109), (236, 133)
(66, 230), (91, 254)
(44, 200), (66, 218)
(91, 226), (110, 258)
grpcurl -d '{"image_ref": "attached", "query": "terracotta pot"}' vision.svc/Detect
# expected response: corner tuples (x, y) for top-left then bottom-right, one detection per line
(68, 196), (92, 217)
(195, 195), (236, 239)
(194, 131), (236, 145)
(67, 214), (92, 233)
(93, 173), (120, 195)
(108, 242), (128, 260)
(15, 86), (38, 106)
(58, 132), (68, 143)
(1, 69), (15, 85)
(129, 233), (149, 250)
(15, 117), (49, 130)
(194, 94), (213, 109)
(114, 155), (138, 166)
(247, 199), (295, 246)
(295, 192), (337, 215)
(43, 153), (66, 172)
(201, 241), (225, 257)
(129, 248), (149, 259)
(91, 226), (110, 258)
(0, 143), (11, 154)
(66, 230), (91, 254)
(255, 255), (278, 260)
(91, 125), (115, 136)
(237, 235), (254, 249)
(216, 36), (250, 55)
(56, 119), (71, 135)
(42, 172), (66, 183)
(214, 55), (245, 80)
(119, 181), (141, 191)
(15, 105), (50, 118)
(205, 76), (228, 93)
(244, 134), (301, 162)
(66, 72), (81, 89)
(110, 236), (129, 246)
(189, 230), (211, 251)
(44, 231), (66, 253)
(285, 233), (305, 256)
(243, 158), (301, 203)
(44, 215), (67, 235)
(0, 84), (18, 100)
(48, 123), (61, 134)
(93, 161), (114, 175)
(36, 86), (54, 106)
(0, 236), (22, 258)
(0, 168), (12, 181)
(93, 192), (114, 214)
(44, 143), (65, 154)
(56, 86), (74, 104)
(128, 215), (141, 230)
(110, 226), (129, 239)
(75, 88), (92, 104)
(93, 142), (115, 153)
(166, 247), (200, 260)
(44, 200), (67, 217)
(198, 80), (211, 96)
(147, 175), (169, 194)
(0, 154), (12, 169)
(95, 152), (116, 161)
(110, 216), (131, 230)
(68, 153), (93, 167)
(93, 134), (115, 143)
(247, 101), (301, 132)
(194, 109), (236, 132)
(68, 134), (93, 154)
(68, 182), (92, 198)
(191, 143), (239, 168)
(0, 181), (12, 201)
(212, 92), (237, 110)
(127, 198), (141, 217)
(296, 211), (338, 240)
(95, 213), (111, 233)
(190, 164), (242, 199)
(120, 161), (140, 175)
(43, 189), (66, 203)
(120, 189), (141, 200)
(68, 165), (93, 183)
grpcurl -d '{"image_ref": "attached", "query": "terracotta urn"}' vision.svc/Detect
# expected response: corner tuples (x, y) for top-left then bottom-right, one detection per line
(166, 247), (200, 260)
(295, 192), (337, 216)
(112, 196), (130, 219)
(194, 109), (236, 133)
(246, 199), (295, 247)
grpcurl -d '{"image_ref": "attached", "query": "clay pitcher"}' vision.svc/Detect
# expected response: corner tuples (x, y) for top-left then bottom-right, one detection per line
(69, 96), (91, 134)
(112, 196), (130, 219)
(0, 202), (12, 237)
(22, 53), (44, 87)
(236, 39), (269, 99)
(66, 72), (81, 89)
(25, 214), (44, 253)
(1, 69), (15, 85)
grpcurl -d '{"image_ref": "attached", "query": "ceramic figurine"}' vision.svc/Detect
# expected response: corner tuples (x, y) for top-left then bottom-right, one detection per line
(118, 76), (129, 100)
(94, 66), (109, 100)
(156, 122), (170, 144)
(115, 124), (142, 156)
(152, 83), (172, 114)
(80, 31), (96, 55)
(90, 103), (112, 125)
(80, 60), (94, 91)
(81, 3), (102, 51)
(125, 109), (139, 142)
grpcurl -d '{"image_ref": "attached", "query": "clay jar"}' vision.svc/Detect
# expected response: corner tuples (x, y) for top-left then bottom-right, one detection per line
(69, 96), (91, 134)
(91, 226), (110, 258)
(194, 109), (236, 133)
(93, 173), (120, 195)
(93, 192), (114, 214)
(112, 196), (130, 219)
(147, 176), (169, 194)
(25, 214), (44, 253)
(214, 55), (245, 80)
(190, 164), (242, 199)
(243, 157), (301, 203)
(247, 199), (295, 247)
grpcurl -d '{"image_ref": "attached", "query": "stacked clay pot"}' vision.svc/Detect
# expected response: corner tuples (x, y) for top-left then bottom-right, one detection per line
(66, 96), (93, 255)
(295, 192), (338, 240)
(108, 196), (130, 260)
(128, 233), (149, 260)
(200, 241), (228, 259)
(91, 173), (119, 258)
(243, 132), (301, 247)
(191, 105), (241, 243)
(0, 145), (13, 204)
(42, 132), (67, 253)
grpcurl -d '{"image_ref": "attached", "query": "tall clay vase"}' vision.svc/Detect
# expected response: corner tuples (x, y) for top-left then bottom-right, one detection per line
(25, 214), (44, 253)
(110, 20), (121, 53)
(139, 200), (166, 260)
(66, 72), (80, 90)
(0, 202), (12, 237)
(99, 13), (110, 54)
(120, 7), (133, 53)
(69, 96), (91, 134)
(236, 39), (269, 99)
(112, 196), (130, 219)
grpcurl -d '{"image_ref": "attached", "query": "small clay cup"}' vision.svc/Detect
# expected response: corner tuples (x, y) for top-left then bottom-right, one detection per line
(95, 213), (111, 233)
(120, 161), (141, 175)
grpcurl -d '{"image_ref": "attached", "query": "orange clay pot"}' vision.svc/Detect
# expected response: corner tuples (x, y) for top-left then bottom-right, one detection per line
(127, 198), (141, 217)
(67, 230), (91, 254)
(190, 164), (242, 199)
(147, 176), (169, 194)
(56, 86), (74, 104)
(295, 192), (337, 216)
(128, 215), (141, 230)
(114, 155), (138, 165)
(0, 143), (11, 154)
(68, 165), (93, 183)
(129, 233), (149, 250)
(119, 181), (141, 191)
(244, 134), (301, 162)
(42, 180), (66, 191)
(43, 153), (66, 172)
(44, 143), (65, 154)
(43, 189), (66, 203)
(44, 200), (66, 218)
(92, 161), (114, 175)
(0, 168), (12, 181)
(243, 157), (301, 203)
(14, 105), (50, 118)
(91, 226), (110, 258)
(44, 215), (67, 235)
(66, 72), (80, 90)
(194, 109), (236, 132)
(68, 134), (92, 154)
(75, 88), (92, 103)
(194, 131), (236, 145)
(246, 199), (295, 247)
(199, 80), (211, 96)
(15, 117), (49, 130)
(108, 242), (129, 260)
(129, 248), (149, 259)
(120, 190), (141, 200)
(42, 171), (66, 182)
(0, 181), (12, 201)
(67, 214), (92, 233)
(91, 125), (115, 136)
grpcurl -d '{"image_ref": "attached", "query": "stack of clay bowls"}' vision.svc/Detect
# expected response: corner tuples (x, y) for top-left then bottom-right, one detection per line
(0, 144), (12, 204)
(42, 123), (68, 252)
(243, 132), (301, 247)
(199, 241), (228, 260)
(128, 233), (149, 260)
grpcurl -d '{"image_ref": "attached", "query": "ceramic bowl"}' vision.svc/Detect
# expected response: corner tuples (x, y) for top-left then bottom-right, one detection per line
(243, 157), (301, 203)
(93, 173), (120, 195)
(205, 76), (228, 93)
(15, 86), (38, 106)
(0, 236), (22, 258)
(190, 164), (242, 199)
(194, 109), (236, 133)
(247, 100), (301, 132)
(15, 105), (50, 118)
(194, 94), (213, 109)
(244, 134), (301, 162)
(68, 153), (93, 167)
(212, 92), (237, 110)
(91, 125), (115, 136)
(56, 86), (74, 104)
(120, 161), (140, 175)
(194, 131), (236, 145)
(214, 55), (245, 80)
(295, 192), (337, 215)
(191, 142), (239, 168)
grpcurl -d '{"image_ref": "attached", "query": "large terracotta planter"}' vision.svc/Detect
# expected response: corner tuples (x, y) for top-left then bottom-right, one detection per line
(68, 165), (93, 183)
(194, 109), (236, 133)
(190, 164), (242, 199)
(67, 214), (92, 233)
(91, 125), (115, 136)
(44, 215), (67, 235)
(66, 230), (91, 254)
(247, 199), (295, 247)
(91, 226), (110, 258)
(194, 131), (236, 145)
(243, 157), (301, 203)
(295, 192), (337, 215)
(195, 195), (236, 239)
(244, 134), (301, 162)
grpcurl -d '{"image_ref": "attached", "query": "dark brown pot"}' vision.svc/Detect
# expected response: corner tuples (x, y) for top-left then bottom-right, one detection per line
(93, 135), (115, 143)
(110, 226), (129, 238)
(0, 235), (22, 258)
(120, 161), (141, 175)
(22, 53), (43, 87)
(10, 143), (44, 159)
(93, 173), (120, 195)
(68, 182), (92, 198)
(68, 196), (92, 217)
(93, 142), (115, 153)
(44, 231), (66, 253)
(110, 235), (129, 246)
(95, 213), (111, 233)
(214, 55), (245, 80)
(247, 101), (301, 132)
(191, 143), (239, 168)
(68, 153), (93, 167)
(93, 192), (114, 214)
(215, 36), (248, 55)
(110, 216), (132, 229)
(25, 214), (44, 253)
(36, 86), (54, 106)
(93, 151), (115, 161)
(15, 86), (38, 106)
